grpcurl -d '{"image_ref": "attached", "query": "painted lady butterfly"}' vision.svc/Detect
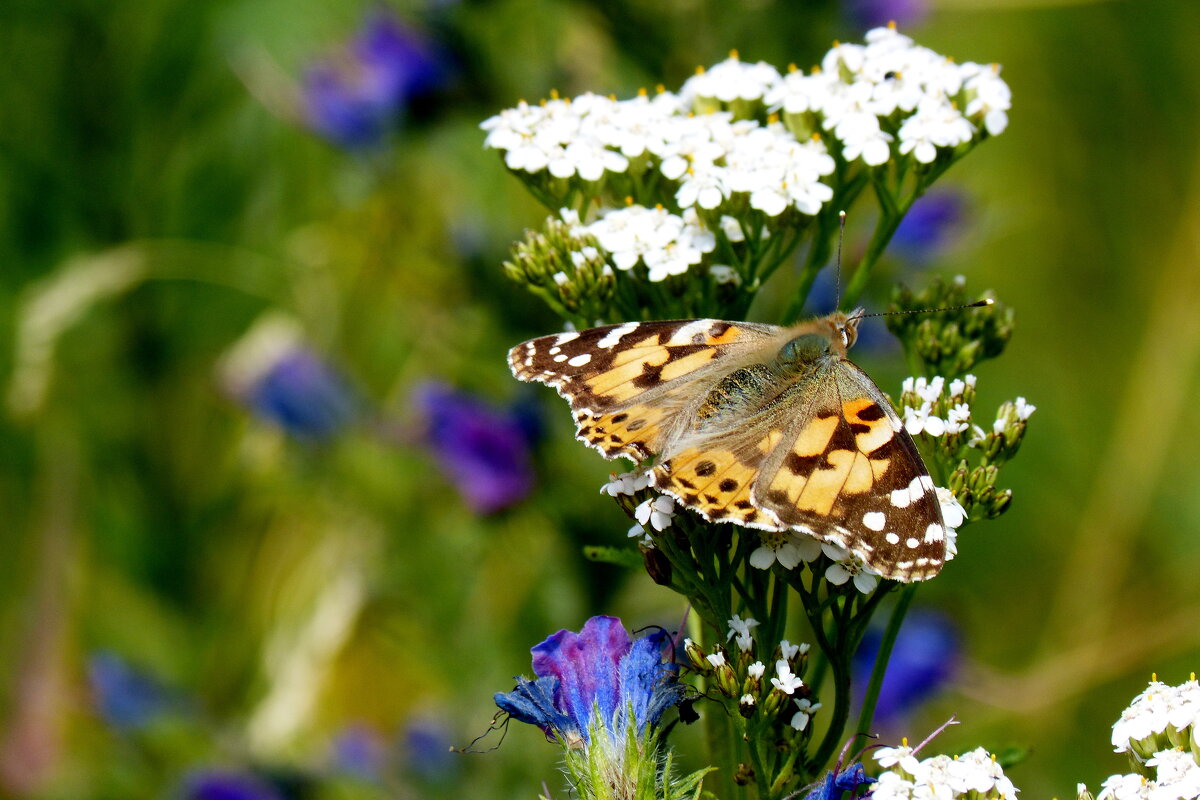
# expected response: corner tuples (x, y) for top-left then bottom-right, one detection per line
(508, 312), (948, 582)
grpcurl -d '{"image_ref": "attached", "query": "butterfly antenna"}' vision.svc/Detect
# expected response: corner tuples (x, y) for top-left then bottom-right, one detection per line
(835, 210), (846, 310)
(849, 298), (993, 323)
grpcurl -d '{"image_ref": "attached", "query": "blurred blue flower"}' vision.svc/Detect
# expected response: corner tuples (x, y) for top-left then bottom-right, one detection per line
(181, 770), (285, 800)
(891, 190), (966, 264)
(243, 349), (357, 440)
(494, 615), (683, 745)
(853, 610), (959, 725)
(415, 382), (537, 514)
(845, 0), (928, 29)
(302, 10), (447, 149)
(403, 716), (457, 781)
(331, 725), (387, 781)
(804, 762), (875, 800)
(803, 268), (896, 356)
(87, 651), (171, 730)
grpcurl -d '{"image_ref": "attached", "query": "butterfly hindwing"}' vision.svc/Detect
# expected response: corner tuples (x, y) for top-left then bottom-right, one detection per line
(751, 363), (947, 581)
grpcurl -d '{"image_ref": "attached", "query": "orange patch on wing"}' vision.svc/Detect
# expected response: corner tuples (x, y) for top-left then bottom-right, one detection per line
(585, 350), (672, 396)
(656, 447), (769, 526)
(792, 415), (839, 457)
(658, 349), (718, 382)
(705, 325), (743, 345)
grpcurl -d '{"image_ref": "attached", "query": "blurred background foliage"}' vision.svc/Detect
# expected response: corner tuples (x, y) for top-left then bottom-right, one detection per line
(1, 0), (1199, 797)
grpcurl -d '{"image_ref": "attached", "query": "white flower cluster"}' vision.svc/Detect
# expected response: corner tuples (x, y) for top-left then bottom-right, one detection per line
(766, 26), (1011, 166)
(482, 89), (837, 222)
(901, 374), (976, 437)
(1075, 676), (1200, 800)
(873, 744), (1019, 800)
(749, 529), (823, 570)
(1094, 749), (1200, 800)
(1112, 676), (1200, 761)
(821, 542), (882, 594)
(581, 205), (716, 282)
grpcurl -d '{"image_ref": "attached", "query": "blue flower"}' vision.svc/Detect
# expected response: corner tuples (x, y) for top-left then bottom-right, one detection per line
(891, 191), (966, 264)
(415, 382), (537, 514)
(853, 610), (959, 725)
(330, 725), (387, 781)
(804, 762), (875, 800)
(844, 0), (929, 30)
(243, 348), (357, 440)
(302, 10), (447, 149)
(403, 716), (458, 781)
(181, 770), (285, 800)
(87, 651), (172, 730)
(494, 616), (684, 745)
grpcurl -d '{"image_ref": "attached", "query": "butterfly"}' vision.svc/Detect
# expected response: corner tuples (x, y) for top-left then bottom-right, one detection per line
(508, 312), (947, 582)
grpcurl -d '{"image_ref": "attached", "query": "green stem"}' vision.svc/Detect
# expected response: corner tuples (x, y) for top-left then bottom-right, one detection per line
(854, 584), (918, 741)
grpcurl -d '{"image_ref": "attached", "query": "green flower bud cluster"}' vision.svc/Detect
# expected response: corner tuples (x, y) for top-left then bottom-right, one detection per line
(946, 460), (1013, 522)
(503, 216), (615, 326)
(886, 277), (1013, 377)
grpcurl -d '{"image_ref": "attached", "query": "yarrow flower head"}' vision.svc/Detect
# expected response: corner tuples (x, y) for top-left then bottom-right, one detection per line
(1111, 675), (1200, 763)
(872, 745), (1019, 800)
(494, 616), (684, 747)
(822, 543), (881, 594)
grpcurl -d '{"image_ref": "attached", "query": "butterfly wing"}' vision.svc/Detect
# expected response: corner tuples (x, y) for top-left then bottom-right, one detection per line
(508, 319), (783, 461)
(750, 360), (947, 581)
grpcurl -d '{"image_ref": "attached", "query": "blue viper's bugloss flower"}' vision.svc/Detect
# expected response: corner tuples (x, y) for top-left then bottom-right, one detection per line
(853, 610), (959, 724)
(891, 190), (965, 263)
(804, 762), (875, 800)
(181, 770), (285, 800)
(416, 382), (536, 514)
(243, 349), (357, 440)
(87, 651), (171, 730)
(495, 616), (683, 745)
(302, 10), (446, 149)
(845, 0), (929, 29)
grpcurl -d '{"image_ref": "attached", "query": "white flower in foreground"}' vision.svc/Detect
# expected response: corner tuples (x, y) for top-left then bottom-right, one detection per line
(874, 745), (1019, 800)
(822, 543), (880, 593)
(780, 640), (806, 661)
(634, 494), (676, 531)
(1112, 677), (1200, 760)
(747, 661), (766, 679)
(727, 614), (759, 652)
(585, 205), (716, 282)
(706, 651), (727, 668)
(790, 697), (821, 730)
(770, 659), (804, 694)
(600, 470), (651, 496)
(936, 487), (967, 530)
(680, 54), (783, 105)
(1098, 774), (1150, 800)
(1145, 748), (1200, 800)
(750, 530), (808, 570)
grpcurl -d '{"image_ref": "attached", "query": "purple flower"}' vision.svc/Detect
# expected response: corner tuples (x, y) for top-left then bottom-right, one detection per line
(494, 616), (683, 745)
(243, 349), (357, 440)
(853, 610), (959, 725)
(181, 770), (284, 800)
(87, 651), (171, 730)
(804, 762), (875, 800)
(891, 191), (966, 263)
(302, 10), (447, 149)
(415, 382), (536, 514)
(844, 0), (929, 29)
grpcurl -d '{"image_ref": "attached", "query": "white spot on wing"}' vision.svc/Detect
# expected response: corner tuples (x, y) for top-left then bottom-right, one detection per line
(567, 353), (592, 367)
(906, 537), (919, 549)
(885, 532), (900, 545)
(554, 354), (568, 363)
(597, 322), (638, 349)
(670, 320), (712, 344)
(555, 331), (580, 345)
(924, 523), (944, 543)
(862, 511), (886, 531)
